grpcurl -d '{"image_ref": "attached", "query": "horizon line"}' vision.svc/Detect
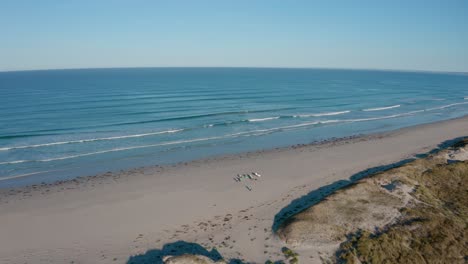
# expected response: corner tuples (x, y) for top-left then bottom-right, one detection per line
(1, 66), (467, 75)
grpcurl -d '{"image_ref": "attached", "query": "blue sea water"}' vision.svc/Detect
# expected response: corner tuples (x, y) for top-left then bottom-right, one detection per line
(0, 68), (467, 187)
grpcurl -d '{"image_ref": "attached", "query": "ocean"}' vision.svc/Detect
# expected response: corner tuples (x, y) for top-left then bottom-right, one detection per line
(1, 68), (467, 187)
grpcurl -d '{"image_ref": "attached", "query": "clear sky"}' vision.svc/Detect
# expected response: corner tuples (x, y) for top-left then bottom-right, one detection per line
(1, 0), (468, 72)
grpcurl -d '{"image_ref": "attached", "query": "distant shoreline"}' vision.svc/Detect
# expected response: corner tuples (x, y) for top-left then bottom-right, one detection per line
(1, 66), (467, 75)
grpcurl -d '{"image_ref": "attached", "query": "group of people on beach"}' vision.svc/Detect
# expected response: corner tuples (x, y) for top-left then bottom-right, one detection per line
(233, 172), (262, 191)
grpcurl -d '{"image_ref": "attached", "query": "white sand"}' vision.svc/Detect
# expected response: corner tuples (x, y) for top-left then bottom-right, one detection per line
(0, 116), (467, 264)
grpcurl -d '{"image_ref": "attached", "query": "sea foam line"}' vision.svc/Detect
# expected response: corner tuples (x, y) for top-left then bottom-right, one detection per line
(0, 160), (29, 165)
(0, 129), (184, 151)
(0, 170), (61, 181)
(347, 101), (468, 121)
(363, 105), (401, 111)
(294, 110), (351, 118)
(425, 102), (468, 111)
(248, 116), (281, 122)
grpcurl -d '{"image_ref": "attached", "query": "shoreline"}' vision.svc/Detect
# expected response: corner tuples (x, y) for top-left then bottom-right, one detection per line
(0, 115), (465, 192)
(0, 115), (467, 264)
(0, 133), (366, 191)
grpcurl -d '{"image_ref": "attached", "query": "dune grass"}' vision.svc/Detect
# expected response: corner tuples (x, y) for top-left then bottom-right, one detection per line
(337, 160), (468, 263)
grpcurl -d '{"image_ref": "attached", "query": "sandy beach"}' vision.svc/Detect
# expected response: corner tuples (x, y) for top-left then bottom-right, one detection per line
(1, 116), (467, 264)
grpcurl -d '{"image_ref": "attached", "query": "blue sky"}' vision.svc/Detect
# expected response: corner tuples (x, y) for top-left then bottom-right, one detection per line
(1, 0), (467, 72)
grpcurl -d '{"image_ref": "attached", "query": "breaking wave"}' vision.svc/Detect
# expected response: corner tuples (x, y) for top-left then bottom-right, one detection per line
(248, 117), (281, 122)
(363, 105), (401, 111)
(293, 110), (351, 117)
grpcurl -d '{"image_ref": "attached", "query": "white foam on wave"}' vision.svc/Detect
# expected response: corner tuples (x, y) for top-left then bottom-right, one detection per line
(0, 160), (29, 165)
(464, 97), (468, 100)
(425, 102), (468, 111)
(0, 170), (60, 181)
(294, 110), (350, 118)
(344, 101), (468, 122)
(363, 105), (401, 112)
(248, 116), (280, 122)
(347, 113), (409, 122)
(237, 119), (343, 136)
(0, 129), (184, 151)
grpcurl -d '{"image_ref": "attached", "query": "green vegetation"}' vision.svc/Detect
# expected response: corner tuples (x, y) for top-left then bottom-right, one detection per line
(275, 138), (468, 263)
(289, 257), (298, 264)
(281, 247), (299, 264)
(264, 247), (299, 264)
(337, 160), (468, 264)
